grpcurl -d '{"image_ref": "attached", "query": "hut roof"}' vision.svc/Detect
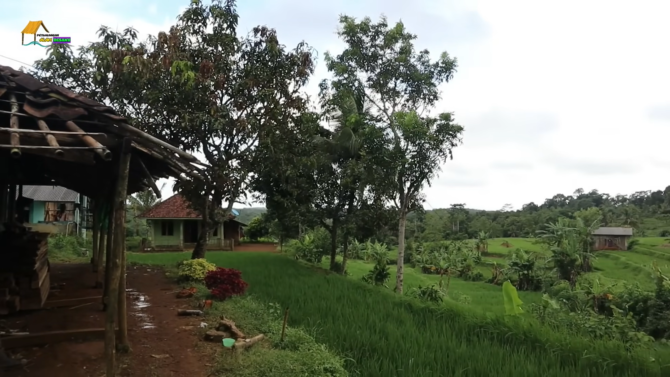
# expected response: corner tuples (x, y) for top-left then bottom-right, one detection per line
(17, 185), (79, 202)
(592, 227), (634, 236)
(0, 65), (204, 198)
(21, 21), (48, 35)
(138, 194), (241, 221)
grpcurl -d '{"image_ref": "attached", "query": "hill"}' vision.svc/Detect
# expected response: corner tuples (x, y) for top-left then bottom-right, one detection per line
(234, 207), (267, 224)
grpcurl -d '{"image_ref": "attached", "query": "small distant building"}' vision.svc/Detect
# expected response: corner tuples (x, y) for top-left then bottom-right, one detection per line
(138, 194), (246, 251)
(14, 185), (90, 237)
(592, 227), (633, 251)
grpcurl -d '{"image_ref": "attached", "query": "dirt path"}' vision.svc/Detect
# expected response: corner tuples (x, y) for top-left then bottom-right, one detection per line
(5, 264), (215, 377)
(119, 266), (216, 377)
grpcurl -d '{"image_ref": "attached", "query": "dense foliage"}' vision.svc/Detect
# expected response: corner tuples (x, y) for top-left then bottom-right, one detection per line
(177, 258), (217, 282)
(204, 267), (249, 300)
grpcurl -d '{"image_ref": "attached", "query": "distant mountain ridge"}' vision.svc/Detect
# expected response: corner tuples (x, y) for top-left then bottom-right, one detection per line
(233, 207), (267, 224)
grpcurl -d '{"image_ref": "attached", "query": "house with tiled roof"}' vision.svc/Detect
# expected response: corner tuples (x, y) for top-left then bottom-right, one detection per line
(137, 194), (246, 251)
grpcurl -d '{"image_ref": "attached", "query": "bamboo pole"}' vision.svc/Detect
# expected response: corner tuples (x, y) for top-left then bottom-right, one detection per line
(8, 93), (21, 158)
(104, 138), (132, 377)
(0, 128), (107, 136)
(64, 121), (113, 161)
(114, 122), (197, 162)
(91, 200), (100, 273)
(35, 119), (64, 156)
(137, 157), (161, 199)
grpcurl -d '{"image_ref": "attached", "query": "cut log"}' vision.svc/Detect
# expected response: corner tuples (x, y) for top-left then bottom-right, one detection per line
(217, 318), (245, 339)
(204, 330), (230, 343)
(233, 334), (265, 351)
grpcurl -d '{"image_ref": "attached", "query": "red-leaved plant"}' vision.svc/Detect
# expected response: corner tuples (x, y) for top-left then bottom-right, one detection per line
(204, 267), (249, 300)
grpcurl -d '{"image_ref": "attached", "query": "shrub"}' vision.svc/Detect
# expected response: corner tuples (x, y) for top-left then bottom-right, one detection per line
(627, 239), (640, 251)
(48, 234), (88, 262)
(177, 259), (216, 282)
(410, 284), (445, 303)
(204, 267), (249, 300)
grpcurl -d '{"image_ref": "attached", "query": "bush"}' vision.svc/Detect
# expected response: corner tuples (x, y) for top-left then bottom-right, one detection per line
(410, 284), (445, 303)
(177, 259), (216, 282)
(48, 234), (88, 262)
(288, 228), (330, 264)
(204, 267), (249, 300)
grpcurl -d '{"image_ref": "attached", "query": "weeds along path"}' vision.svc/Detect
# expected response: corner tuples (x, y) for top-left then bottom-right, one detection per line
(129, 252), (670, 377)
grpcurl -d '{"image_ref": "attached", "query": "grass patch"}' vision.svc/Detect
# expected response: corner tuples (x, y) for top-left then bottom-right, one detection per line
(48, 234), (90, 263)
(206, 296), (347, 377)
(129, 252), (670, 377)
(157, 263), (347, 377)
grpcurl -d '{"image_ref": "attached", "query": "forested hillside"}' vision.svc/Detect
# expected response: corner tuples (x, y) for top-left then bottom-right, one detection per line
(407, 187), (670, 242)
(234, 207), (267, 225)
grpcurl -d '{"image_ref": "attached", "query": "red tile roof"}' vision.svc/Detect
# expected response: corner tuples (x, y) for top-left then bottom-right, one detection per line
(138, 194), (201, 219)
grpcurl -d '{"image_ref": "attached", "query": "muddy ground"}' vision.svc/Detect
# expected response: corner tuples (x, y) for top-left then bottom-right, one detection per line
(4, 263), (217, 377)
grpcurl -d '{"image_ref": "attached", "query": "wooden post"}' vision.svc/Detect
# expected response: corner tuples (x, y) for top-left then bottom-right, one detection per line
(91, 200), (100, 273)
(96, 217), (107, 290)
(104, 138), (132, 376)
(103, 195), (115, 306)
(0, 182), (7, 223)
(7, 184), (16, 223)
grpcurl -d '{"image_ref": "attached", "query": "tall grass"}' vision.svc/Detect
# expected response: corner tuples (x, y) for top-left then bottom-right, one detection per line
(129, 252), (670, 377)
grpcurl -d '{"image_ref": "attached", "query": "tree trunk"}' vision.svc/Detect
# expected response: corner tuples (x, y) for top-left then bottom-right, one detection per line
(329, 222), (339, 271)
(341, 233), (349, 275)
(395, 212), (408, 294)
(191, 200), (209, 259)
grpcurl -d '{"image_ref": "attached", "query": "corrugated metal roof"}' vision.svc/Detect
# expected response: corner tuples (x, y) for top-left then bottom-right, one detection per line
(21, 21), (48, 35)
(592, 227), (633, 236)
(16, 185), (79, 202)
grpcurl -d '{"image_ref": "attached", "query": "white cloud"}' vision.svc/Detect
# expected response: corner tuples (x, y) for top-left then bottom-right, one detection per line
(3, 0), (670, 210)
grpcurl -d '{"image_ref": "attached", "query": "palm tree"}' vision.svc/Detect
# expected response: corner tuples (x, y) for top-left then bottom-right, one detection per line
(127, 182), (167, 236)
(313, 86), (373, 273)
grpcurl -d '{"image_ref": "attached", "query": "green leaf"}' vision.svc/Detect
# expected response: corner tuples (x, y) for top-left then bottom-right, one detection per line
(502, 280), (524, 315)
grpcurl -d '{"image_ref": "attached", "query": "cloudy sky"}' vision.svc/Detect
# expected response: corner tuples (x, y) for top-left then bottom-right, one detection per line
(1, 0), (668, 211)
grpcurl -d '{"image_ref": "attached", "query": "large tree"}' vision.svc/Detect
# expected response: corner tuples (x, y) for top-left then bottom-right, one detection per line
(33, 0), (315, 258)
(323, 15), (464, 293)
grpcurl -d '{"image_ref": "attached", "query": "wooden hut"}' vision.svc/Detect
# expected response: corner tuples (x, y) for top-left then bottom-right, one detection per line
(592, 227), (633, 251)
(0, 65), (204, 375)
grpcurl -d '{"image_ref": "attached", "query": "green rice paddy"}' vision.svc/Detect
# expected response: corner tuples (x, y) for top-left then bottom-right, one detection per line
(129, 237), (670, 376)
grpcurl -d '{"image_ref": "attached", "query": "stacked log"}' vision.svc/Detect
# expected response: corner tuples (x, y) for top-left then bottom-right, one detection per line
(0, 225), (50, 314)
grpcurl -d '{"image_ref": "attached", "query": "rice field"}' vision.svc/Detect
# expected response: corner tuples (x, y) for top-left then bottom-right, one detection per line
(129, 245), (670, 377)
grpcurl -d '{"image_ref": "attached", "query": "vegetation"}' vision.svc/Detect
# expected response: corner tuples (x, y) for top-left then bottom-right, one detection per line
(24, 0), (670, 375)
(204, 267), (249, 300)
(130, 251), (670, 377)
(176, 258), (216, 282)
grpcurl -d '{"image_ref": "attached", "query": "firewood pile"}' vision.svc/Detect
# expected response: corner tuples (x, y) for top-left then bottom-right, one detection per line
(0, 223), (51, 315)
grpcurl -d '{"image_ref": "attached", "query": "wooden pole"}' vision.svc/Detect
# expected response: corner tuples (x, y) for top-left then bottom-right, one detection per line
(9, 93), (21, 158)
(281, 307), (289, 342)
(116, 140), (131, 349)
(7, 184), (16, 223)
(104, 138), (132, 377)
(103, 195), (115, 306)
(96, 218), (107, 290)
(64, 121), (112, 161)
(0, 182), (7, 223)
(91, 200), (100, 273)
(35, 119), (64, 156)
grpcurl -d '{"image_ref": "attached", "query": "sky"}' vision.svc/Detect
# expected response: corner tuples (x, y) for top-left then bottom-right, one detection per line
(1, 0), (669, 211)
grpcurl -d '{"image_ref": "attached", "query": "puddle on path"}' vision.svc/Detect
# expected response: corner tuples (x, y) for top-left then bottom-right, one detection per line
(126, 288), (156, 329)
